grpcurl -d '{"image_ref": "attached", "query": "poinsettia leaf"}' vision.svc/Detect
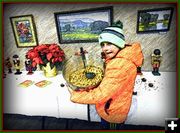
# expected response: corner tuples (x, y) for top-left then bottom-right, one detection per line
(47, 53), (53, 61)
(32, 62), (37, 67)
(58, 57), (63, 62)
(33, 57), (40, 63)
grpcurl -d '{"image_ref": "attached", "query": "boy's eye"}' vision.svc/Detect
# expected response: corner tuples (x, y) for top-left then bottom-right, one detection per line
(107, 43), (113, 46)
(101, 42), (113, 47)
(100, 43), (104, 47)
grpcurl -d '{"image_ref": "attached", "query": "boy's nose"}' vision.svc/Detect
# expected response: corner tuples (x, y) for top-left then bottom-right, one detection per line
(102, 44), (109, 51)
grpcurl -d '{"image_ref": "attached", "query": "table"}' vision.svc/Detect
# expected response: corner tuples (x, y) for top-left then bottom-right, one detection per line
(3, 71), (177, 126)
(4, 71), (88, 120)
(128, 72), (176, 126)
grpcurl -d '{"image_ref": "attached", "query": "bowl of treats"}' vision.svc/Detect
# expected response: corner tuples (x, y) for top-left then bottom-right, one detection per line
(62, 47), (104, 91)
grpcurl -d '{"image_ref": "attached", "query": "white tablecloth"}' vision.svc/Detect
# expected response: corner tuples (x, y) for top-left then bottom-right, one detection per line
(3, 71), (176, 126)
(128, 72), (176, 126)
(4, 71), (87, 120)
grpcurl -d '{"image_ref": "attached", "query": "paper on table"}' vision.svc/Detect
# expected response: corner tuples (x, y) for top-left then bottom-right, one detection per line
(19, 80), (34, 88)
(35, 80), (52, 88)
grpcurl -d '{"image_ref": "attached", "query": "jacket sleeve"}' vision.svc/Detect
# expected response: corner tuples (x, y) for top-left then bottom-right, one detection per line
(69, 59), (130, 104)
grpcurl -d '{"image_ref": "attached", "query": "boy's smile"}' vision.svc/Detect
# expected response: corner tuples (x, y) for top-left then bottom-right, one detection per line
(101, 42), (120, 60)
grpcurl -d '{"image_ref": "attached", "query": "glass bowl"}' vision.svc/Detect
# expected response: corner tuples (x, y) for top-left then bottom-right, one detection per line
(62, 49), (104, 91)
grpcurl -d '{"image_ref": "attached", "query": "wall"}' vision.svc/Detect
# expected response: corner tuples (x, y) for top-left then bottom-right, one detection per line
(3, 3), (177, 71)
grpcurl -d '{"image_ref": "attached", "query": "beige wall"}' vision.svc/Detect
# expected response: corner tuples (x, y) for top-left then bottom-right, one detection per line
(3, 3), (177, 71)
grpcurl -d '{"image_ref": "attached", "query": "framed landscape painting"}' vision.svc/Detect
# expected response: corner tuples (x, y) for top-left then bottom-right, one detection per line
(137, 7), (174, 33)
(54, 6), (113, 44)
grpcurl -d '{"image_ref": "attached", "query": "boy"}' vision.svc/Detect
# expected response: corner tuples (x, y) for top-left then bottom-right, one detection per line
(68, 21), (144, 129)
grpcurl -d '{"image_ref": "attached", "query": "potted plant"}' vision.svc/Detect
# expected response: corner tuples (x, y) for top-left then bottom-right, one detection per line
(26, 43), (65, 77)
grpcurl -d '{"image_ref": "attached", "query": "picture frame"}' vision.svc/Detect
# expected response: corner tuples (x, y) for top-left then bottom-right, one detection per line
(54, 6), (113, 44)
(10, 14), (38, 48)
(137, 7), (174, 33)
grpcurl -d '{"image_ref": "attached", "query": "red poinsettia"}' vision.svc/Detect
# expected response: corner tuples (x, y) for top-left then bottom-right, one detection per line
(26, 44), (65, 70)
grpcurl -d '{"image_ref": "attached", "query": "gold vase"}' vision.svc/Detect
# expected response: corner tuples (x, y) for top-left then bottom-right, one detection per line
(42, 62), (57, 78)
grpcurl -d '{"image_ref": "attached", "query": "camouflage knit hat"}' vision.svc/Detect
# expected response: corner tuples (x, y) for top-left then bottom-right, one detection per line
(99, 20), (125, 48)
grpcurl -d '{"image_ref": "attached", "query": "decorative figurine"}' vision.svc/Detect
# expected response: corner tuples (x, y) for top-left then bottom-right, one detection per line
(75, 47), (96, 79)
(5, 57), (12, 73)
(25, 55), (36, 75)
(13, 54), (22, 75)
(151, 49), (162, 76)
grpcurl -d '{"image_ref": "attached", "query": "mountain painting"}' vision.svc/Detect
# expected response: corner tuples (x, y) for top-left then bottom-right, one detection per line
(55, 7), (113, 43)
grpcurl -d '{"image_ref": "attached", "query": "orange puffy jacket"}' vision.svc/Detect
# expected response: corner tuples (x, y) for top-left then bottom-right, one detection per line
(69, 42), (144, 123)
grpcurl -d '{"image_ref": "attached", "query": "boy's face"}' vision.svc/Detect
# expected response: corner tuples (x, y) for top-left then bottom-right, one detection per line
(101, 42), (120, 60)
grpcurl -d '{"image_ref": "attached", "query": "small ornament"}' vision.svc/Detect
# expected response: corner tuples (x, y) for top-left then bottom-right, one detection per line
(25, 55), (36, 75)
(60, 83), (65, 87)
(151, 49), (162, 76)
(141, 78), (147, 82)
(5, 57), (12, 73)
(148, 83), (154, 87)
(13, 54), (22, 75)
